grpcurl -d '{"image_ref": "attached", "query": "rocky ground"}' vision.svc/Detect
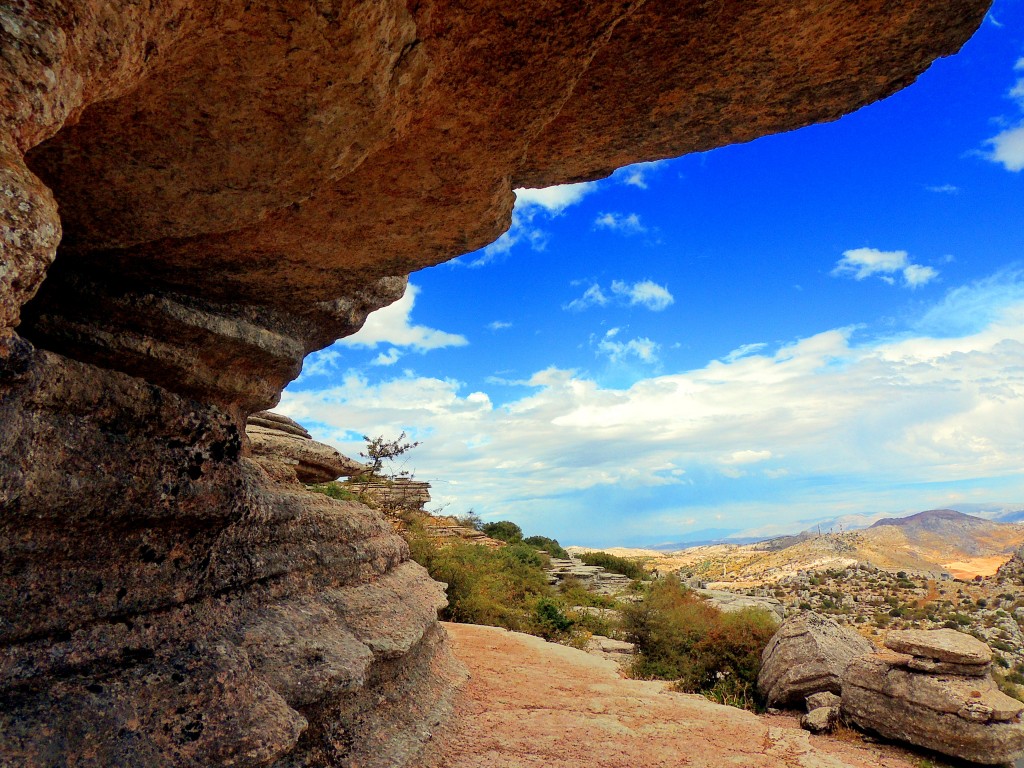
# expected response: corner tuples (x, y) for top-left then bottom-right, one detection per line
(425, 623), (949, 768)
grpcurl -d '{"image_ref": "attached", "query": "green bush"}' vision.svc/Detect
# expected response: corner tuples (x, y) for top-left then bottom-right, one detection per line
(307, 481), (357, 501)
(622, 577), (777, 711)
(578, 551), (648, 580)
(523, 535), (569, 559)
(481, 520), (524, 544)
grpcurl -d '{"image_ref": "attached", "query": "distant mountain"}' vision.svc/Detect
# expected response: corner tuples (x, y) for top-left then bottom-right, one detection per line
(870, 508), (987, 530)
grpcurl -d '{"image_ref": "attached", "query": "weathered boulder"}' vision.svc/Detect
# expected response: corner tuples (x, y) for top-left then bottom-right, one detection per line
(0, 1), (990, 765)
(758, 613), (873, 708)
(246, 410), (365, 483)
(806, 691), (841, 712)
(842, 649), (1024, 765)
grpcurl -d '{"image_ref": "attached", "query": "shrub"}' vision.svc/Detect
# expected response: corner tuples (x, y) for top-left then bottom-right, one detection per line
(308, 481), (357, 501)
(621, 576), (778, 711)
(523, 535), (569, 559)
(578, 551), (648, 580)
(481, 520), (524, 544)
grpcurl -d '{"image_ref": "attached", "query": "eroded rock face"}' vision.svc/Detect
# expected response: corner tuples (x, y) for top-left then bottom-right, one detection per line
(758, 613), (873, 708)
(842, 649), (1024, 765)
(247, 410), (366, 484)
(0, 1), (990, 765)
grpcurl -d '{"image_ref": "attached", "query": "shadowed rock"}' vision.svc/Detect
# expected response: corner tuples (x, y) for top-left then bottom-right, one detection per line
(247, 410), (366, 483)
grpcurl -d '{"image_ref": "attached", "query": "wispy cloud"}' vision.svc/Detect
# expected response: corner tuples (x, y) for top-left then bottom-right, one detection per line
(594, 212), (646, 233)
(565, 279), (674, 312)
(488, 320), (513, 331)
(462, 182), (599, 267)
(983, 57), (1024, 172)
(611, 160), (667, 190)
(596, 329), (660, 365)
(832, 247), (938, 288)
(926, 184), (959, 194)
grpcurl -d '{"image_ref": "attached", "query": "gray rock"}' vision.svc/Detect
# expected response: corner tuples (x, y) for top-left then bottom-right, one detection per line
(800, 706), (839, 733)
(805, 691), (841, 711)
(842, 651), (1024, 765)
(697, 589), (786, 622)
(246, 412), (365, 483)
(758, 613), (873, 708)
(904, 656), (991, 677)
(885, 628), (992, 666)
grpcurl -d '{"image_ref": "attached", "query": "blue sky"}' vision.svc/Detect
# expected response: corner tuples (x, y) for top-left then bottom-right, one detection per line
(282, 4), (1024, 548)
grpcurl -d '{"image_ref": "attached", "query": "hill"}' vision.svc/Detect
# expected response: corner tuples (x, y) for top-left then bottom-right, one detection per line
(626, 509), (1024, 585)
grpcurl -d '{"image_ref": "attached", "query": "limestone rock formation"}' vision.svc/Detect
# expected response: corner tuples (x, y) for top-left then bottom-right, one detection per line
(758, 613), (873, 708)
(0, 1), (989, 765)
(842, 645), (1024, 765)
(247, 410), (366, 483)
(885, 627), (993, 669)
(698, 588), (786, 622)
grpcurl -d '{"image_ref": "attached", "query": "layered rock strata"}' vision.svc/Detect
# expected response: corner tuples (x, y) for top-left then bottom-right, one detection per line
(0, 1), (990, 765)
(842, 631), (1024, 765)
(758, 613), (873, 708)
(247, 410), (366, 484)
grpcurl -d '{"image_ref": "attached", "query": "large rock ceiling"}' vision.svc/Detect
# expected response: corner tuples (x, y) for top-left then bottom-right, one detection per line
(0, 1), (989, 766)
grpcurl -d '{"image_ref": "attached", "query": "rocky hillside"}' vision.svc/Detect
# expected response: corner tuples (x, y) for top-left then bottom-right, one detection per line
(0, 3), (990, 766)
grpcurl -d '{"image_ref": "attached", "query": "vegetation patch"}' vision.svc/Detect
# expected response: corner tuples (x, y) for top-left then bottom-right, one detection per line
(578, 551), (649, 581)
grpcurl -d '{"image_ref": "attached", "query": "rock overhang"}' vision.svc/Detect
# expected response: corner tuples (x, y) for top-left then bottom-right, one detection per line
(3, 0), (991, 410)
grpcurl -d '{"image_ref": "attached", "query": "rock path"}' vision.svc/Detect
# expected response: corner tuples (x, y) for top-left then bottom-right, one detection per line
(425, 623), (927, 768)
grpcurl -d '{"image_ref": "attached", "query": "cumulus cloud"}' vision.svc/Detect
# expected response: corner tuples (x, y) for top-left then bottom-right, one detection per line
(983, 58), (1024, 172)
(463, 182), (599, 267)
(565, 279), (674, 312)
(832, 248), (938, 288)
(339, 284), (468, 351)
(594, 212), (646, 233)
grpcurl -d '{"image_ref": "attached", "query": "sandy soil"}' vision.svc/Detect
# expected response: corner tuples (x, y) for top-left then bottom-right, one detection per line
(423, 623), (929, 768)
(943, 555), (1013, 579)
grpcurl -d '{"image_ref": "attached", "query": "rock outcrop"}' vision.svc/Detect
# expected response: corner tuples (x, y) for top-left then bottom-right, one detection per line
(842, 631), (1024, 764)
(758, 613), (873, 708)
(247, 410), (366, 483)
(0, 2), (989, 765)
(698, 588), (786, 622)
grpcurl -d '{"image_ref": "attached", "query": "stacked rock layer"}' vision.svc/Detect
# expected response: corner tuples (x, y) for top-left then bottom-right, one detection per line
(0, 2), (990, 765)
(842, 629), (1024, 765)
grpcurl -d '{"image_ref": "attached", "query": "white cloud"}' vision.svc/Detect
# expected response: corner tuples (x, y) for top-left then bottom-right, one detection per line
(488, 321), (512, 331)
(566, 279), (674, 312)
(612, 159), (667, 190)
(463, 182), (600, 267)
(623, 170), (648, 189)
(514, 182), (597, 213)
(596, 331), (660, 365)
(982, 58), (1024, 172)
(926, 184), (959, 194)
(339, 283), (468, 351)
(832, 247), (938, 289)
(721, 450), (773, 465)
(372, 348), (402, 366)
(610, 279), (674, 310)
(594, 212), (646, 233)
(564, 284), (610, 312)
(723, 343), (768, 362)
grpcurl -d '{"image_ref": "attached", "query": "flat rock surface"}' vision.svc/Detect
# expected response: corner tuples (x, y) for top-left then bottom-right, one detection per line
(426, 623), (927, 768)
(885, 628), (993, 665)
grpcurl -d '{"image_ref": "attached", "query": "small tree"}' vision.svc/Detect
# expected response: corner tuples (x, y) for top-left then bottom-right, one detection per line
(352, 432), (423, 517)
(481, 520), (523, 544)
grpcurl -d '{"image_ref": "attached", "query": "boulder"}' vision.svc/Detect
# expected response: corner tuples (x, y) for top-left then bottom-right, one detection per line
(842, 650), (1024, 765)
(247, 410), (366, 483)
(800, 705), (839, 734)
(758, 613), (873, 708)
(697, 589), (786, 622)
(806, 691), (841, 712)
